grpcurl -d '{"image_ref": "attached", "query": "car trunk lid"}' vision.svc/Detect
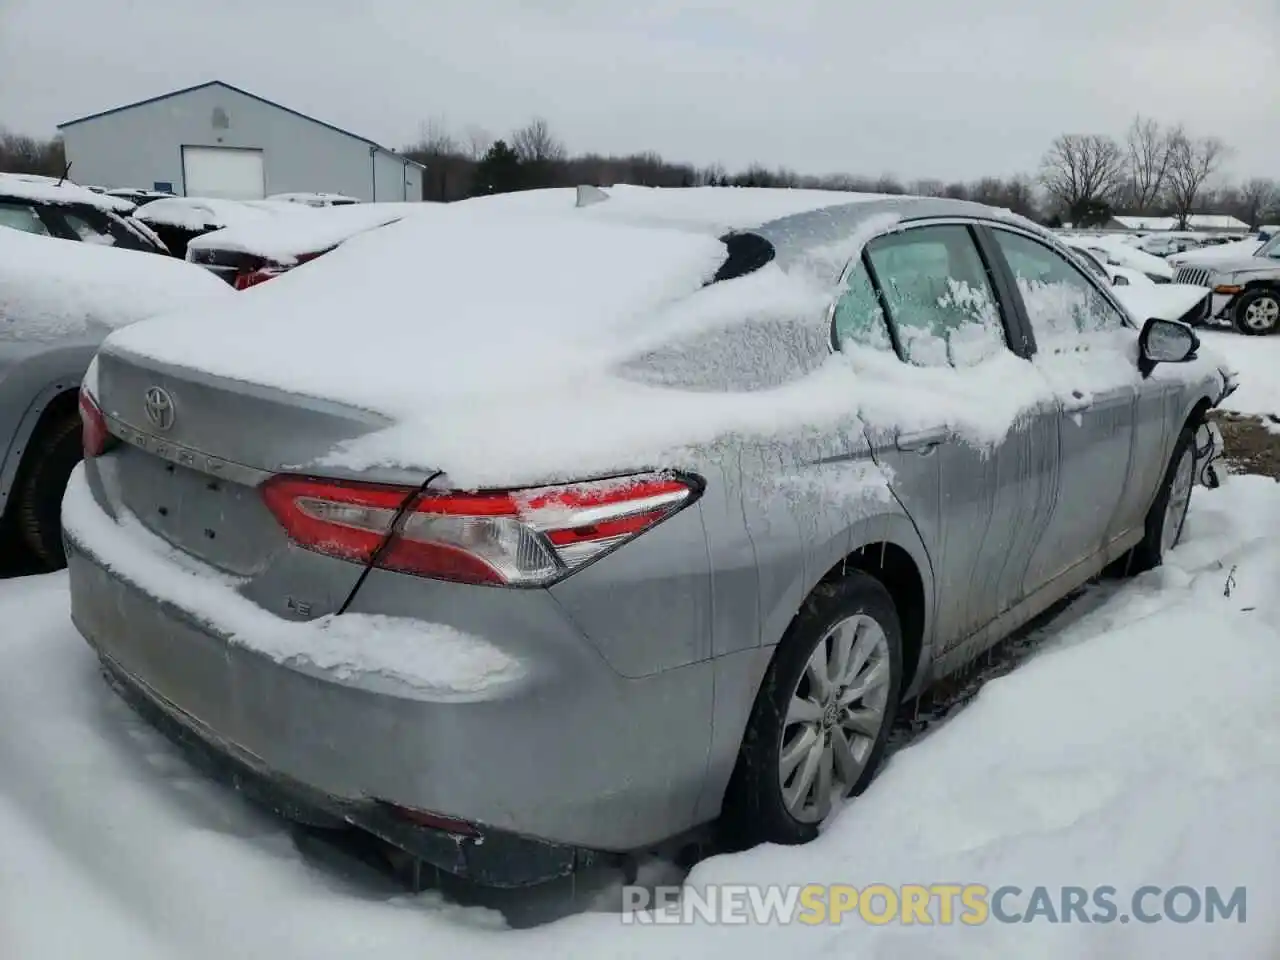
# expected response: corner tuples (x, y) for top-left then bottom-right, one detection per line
(92, 347), (405, 582)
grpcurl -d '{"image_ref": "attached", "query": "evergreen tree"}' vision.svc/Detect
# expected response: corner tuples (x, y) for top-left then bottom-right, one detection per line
(471, 140), (523, 196)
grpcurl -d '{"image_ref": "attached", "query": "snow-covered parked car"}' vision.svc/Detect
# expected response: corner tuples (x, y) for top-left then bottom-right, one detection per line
(66, 188), (1233, 887)
(1169, 233), (1280, 335)
(1063, 239), (1214, 326)
(130, 196), (302, 259)
(267, 192), (362, 208)
(1062, 232), (1176, 283)
(186, 202), (422, 288)
(0, 228), (232, 567)
(0, 173), (168, 255)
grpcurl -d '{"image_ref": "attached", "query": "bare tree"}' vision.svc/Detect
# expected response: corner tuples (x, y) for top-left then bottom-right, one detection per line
(908, 178), (947, 197)
(0, 129), (65, 177)
(464, 126), (493, 161)
(1123, 115), (1172, 213)
(511, 117), (566, 164)
(1166, 131), (1229, 227)
(1039, 133), (1126, 217)
(414, 117), (458, 156)
(1237, 177), (1278, 228)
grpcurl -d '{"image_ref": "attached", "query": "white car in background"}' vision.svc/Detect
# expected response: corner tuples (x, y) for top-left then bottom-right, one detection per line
(1061, 233), (1176, 283)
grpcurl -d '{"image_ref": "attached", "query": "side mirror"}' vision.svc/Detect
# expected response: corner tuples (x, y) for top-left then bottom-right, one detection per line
(1138, 317), (1199, 377)
(1112, 274), (1130, 286)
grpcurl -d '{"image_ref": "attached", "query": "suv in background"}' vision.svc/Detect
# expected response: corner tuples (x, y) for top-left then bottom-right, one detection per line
(1173, 233), (1280, 335)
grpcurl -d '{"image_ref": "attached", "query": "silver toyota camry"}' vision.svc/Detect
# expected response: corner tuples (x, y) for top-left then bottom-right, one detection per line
(65, 188), (1231, 886)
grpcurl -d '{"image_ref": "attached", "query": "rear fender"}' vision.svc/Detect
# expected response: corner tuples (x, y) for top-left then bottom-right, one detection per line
(0, 342), (97, 516)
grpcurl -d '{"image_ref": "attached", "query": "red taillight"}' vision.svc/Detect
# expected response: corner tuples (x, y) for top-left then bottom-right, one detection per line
(261, 472), (696, 586)
(233, 267), (281, 290)
(233, 251), (324, 290)
(79, 386), (111, 458)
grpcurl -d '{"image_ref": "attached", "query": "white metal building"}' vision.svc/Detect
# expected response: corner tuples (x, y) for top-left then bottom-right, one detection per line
(58, 81), (424, 202)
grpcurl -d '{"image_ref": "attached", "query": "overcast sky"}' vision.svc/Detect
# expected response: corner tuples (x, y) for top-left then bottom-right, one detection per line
(2, 0), (1276, 182)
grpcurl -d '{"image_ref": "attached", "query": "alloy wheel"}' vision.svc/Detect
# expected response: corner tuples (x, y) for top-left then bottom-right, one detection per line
(779, 614), (892, 823)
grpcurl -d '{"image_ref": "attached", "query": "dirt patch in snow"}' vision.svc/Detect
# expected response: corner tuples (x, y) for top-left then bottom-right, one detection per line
(1212, 410), (1280, 480)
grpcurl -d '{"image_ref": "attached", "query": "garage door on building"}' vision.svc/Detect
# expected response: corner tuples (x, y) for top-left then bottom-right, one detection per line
(181, 146), (265, 199)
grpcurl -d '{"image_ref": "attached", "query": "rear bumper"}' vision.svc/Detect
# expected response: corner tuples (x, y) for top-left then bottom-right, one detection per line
(95, 649), (604, 886)
(63, 468), (716, 883)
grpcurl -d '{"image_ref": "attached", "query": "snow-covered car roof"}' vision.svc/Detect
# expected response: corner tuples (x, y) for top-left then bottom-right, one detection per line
(458, 184), (901, 233)
(130, 197), (303, 232)
(102, 189), (1142, 489)
(0, 227), (233, 341)
(0, 172), (137, 215)
(186, 202), (424, 264)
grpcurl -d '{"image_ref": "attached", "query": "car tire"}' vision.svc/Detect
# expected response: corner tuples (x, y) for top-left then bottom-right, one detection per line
(1124, 426), (1197, 575)
(1232, 289), (1280, 336)
(723, 572), (903, 849)
(14, 412), (83, 570)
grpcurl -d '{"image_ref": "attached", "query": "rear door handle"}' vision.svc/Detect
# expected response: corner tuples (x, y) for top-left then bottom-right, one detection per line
(896, 428), (948, 453)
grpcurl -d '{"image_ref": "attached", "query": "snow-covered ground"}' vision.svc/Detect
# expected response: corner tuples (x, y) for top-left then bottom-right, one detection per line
(1201, 330), (1280, 417)
(2, 474), (1277, 958)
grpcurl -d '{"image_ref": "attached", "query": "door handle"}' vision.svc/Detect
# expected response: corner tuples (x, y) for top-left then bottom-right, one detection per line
(896, 428), (948, 453)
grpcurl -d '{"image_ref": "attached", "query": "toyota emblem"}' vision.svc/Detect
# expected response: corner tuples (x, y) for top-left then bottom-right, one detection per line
(143, 386), (176, 431)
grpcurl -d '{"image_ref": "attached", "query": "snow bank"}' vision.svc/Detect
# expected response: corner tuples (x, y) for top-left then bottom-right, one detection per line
(186, 203), (425, 264)
(1200, 330), (1280, 416)
(0, 172), (136, 214)
(0, 228), (233, 340)
(61, 466), (526, 698)
(3, 476), (1277, 956)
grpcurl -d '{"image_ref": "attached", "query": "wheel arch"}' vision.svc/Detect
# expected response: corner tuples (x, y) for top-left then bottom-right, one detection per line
(0, 347), (96, 519)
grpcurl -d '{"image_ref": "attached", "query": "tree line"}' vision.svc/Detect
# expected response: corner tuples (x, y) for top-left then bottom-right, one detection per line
(1038, 115), (1277, 228)
(3, 113), (1276, 229)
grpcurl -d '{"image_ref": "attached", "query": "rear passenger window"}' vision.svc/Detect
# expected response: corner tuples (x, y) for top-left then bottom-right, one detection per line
(0, 202), (51, 236)
(832, 260), (892, 352)
(865, 225), (1006, 368)
(990, 229), (1128, 343)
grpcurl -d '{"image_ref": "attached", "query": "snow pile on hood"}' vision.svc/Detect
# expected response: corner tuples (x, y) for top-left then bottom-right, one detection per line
(186, 203), (428, 264)
(1110, 282), (1211, 324)
(1170, 238), (1264, 267)
(0, 228), (234, 341)
(3, 475), (1278, 956)
(132, 197), (301, 232)
(0, 172), (136, 214)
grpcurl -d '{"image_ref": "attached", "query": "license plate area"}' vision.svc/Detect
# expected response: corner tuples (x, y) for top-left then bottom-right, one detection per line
(113, 446), (286, 575)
